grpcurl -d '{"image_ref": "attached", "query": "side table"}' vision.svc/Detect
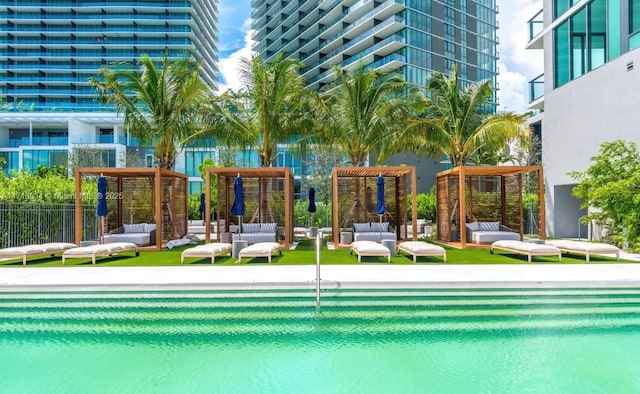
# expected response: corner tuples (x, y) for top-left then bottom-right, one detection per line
(340, 231), (352, 245)
(232, 240), (248, 259)
(220, 232), (232, 244)
(381, 239), (397, 257)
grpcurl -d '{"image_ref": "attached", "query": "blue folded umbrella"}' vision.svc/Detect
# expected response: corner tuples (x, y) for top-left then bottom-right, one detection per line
(376, 175), (386, 216)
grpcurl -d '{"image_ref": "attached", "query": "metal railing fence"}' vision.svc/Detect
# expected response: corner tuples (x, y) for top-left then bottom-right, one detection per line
(0, 202), (98, 248)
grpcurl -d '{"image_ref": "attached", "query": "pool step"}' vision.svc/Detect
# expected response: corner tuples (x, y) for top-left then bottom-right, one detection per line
(2, 288), (640, 336)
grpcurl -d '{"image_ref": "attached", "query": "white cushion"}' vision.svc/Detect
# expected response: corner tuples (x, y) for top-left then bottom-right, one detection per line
(398, 241), (445, 254)
(261, 223), (278, 233)
(492, 240), (560, 253)
(40, 243), (78, 252)
(143, 223), (156, 233)
(466, 222), (479, 231)
(182, 243), (232, 256)
(351, 241), (389, 254)
(239, 242), (281, 255)
(370, 222), (389, 232)
(242, 223), (262, 233)
(473, 231), (519, 244)
(103, 233), (150, 246)
(546, 240), (620, 253)
(124, 223), (145, 233)
(0, 245), (46, 255)
(478, 222), (500, 231)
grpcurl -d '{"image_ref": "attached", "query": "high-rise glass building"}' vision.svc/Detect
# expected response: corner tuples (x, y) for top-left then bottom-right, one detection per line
(0, 1), (219, 186)
(0, 0), (218, 112)
(252, 0), (498, 100)
(251, 0), (499, 191)
(526, 0), (640, 238)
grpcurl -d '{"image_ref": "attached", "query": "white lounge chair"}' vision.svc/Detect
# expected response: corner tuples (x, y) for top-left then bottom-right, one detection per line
(62, 242), (139, 265)
(181, 243), (232, 264)
(490, 240), (561, 263)
(350, 240), (391, 263)
(545, 239), (620, 262)
(397, 241), (446, 263)
(236, 242), (281, 264)
(0, 242), (77, 265)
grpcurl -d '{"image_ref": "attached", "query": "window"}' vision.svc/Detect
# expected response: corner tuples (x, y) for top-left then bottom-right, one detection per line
(185, 151), (215, 177)
(555, 20), (571, 87)
(631, 0), (640, 35)
(554, 0), (581, 20)
(98, 128), (114, 144)
(22, 150), (68, 170)
(0, 152), (19, 175)
(554, 0), (607, 88)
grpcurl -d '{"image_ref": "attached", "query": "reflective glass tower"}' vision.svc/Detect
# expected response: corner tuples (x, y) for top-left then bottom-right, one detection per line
(252, 0), (498, 104)
(0, 0), (219, 112)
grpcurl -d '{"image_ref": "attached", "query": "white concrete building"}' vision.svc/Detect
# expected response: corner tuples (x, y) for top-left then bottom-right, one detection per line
(526, 0), (640, 238)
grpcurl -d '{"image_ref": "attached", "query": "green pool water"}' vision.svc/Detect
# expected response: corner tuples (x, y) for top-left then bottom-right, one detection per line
(1, 288), (640, 393)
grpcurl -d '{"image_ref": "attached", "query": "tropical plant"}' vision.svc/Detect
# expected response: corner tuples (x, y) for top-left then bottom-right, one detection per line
(91, 55), (210, 169)
(0, 165), (95, 203)
(407, 190), (437, 221)
(322, 63), (412, 166)
(405, 64), (530, 167)
(570, 140), (640, 250)
(204, 54), (318, 223)
(205, 53), (316, 167)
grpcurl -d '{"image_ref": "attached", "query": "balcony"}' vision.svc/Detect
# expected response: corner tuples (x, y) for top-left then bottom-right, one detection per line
(528, 73), (544, 110)
(526, 9), (544, 50)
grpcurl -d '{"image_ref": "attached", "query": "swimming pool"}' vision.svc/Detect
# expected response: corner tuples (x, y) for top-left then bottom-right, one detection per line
(1, 288), (640, 393)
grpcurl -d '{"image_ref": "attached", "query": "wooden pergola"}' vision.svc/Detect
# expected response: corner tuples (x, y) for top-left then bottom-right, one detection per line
(436, 165), (545, 247)
(74, 167), (188, 250)
(331, 166), (418, 247)
(205, 167), (294, 248)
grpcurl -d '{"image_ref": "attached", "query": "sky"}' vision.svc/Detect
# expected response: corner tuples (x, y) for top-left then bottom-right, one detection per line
(216, 0), (543, 113)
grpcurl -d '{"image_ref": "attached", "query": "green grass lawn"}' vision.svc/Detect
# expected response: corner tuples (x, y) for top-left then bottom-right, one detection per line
(0, 239), (631, 267)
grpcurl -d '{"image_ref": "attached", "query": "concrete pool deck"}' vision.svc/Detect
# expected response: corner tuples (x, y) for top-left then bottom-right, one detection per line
(2, 258), (640, 290)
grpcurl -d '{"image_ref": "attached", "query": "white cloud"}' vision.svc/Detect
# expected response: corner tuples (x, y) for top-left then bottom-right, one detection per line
(496, 0), (544, 113)
(217, 19), (255, 93)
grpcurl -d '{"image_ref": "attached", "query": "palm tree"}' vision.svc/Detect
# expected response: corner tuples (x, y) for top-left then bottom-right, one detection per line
(91, 55), (210, 169)
(322, 64), (412, 166)
(320, 64), (412, 226)
(406, 65), (530, 167)
(206, 53), (316, 167)
(204, 54), (317, 223)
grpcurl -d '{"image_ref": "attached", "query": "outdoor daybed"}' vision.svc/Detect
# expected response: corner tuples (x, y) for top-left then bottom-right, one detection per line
(490, 240), (561, 263)
(350, 240), (391, 263)
(545, 239), (620, 262)
(104, 223), (156, 246)
(181, 242), (233, 264)
(397, 241), (446, 263)
(236, 242), (281, 264)
(353, 222), (396, 242)
(232, 223), (278, 244)
(62, 242), (139, 265)
(465, 221), (520, 244)
(0, 242), (77, 265)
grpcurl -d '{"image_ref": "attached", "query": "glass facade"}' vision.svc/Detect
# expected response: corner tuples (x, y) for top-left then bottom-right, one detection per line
(0, 1), (219, 112)
(554, 0), (581, 19)
(252, 0), (498, 109)
(185, 151), (215, 177)
(631, 0), (640, 49)
(553, 0), (606, 87)
(0, 151), (19, 175)
(22, 150), (68, 170)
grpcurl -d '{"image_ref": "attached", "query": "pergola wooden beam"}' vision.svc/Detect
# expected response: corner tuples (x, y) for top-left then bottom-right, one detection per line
(205, 167), (294, 248)
(74, 167), (188, 250)
(437, 165), (545, 248)
(331, 166), (418, 247)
